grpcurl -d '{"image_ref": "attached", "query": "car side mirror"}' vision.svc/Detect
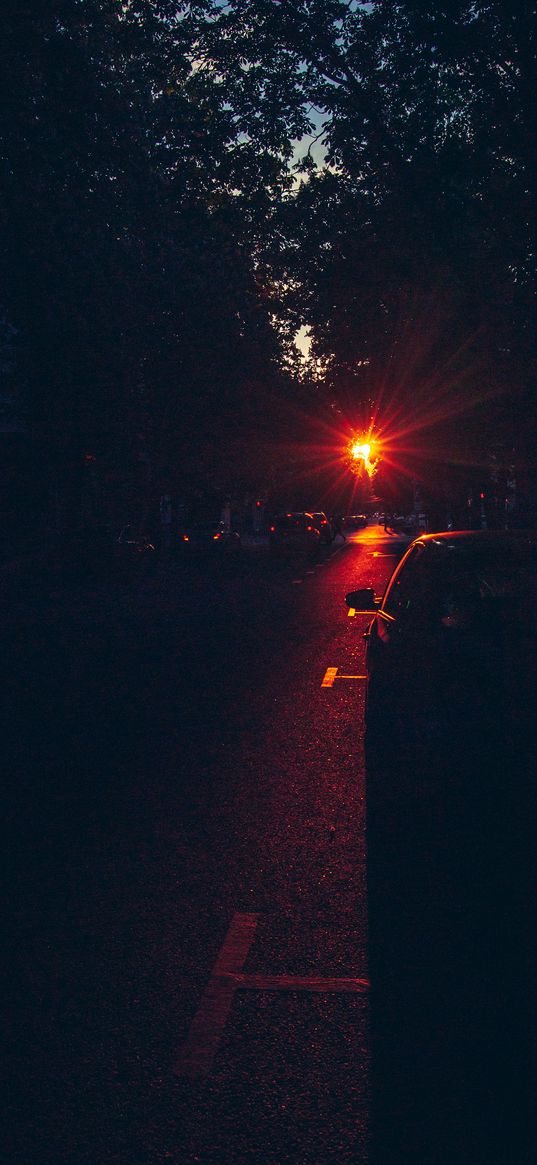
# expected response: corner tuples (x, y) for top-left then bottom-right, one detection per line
(345, 588), (379, 611)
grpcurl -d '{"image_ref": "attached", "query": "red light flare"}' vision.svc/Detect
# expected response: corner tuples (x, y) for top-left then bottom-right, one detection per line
(253, 354), (501, 515)
(349, 439), (379, 477)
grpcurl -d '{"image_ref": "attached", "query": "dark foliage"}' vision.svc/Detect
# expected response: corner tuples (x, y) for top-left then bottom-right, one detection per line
(2, 2), (536, 525)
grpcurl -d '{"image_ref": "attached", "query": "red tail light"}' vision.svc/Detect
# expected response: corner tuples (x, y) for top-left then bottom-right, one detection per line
(270, 525), (276, 532)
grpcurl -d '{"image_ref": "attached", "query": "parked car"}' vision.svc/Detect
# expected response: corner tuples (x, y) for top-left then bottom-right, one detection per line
(64, 525), (157, 575)
(114, 525), (157, 566)
(0, 525), (157, 591)
(269, 512), (321, 557)
(390, 513), (417, 534)
(180, 520), (241, 552)
(310, 512), (334, 544)
(343, 513), (368, 529)
(346, 529), (537, 763)
(350, 531), (537, 1163)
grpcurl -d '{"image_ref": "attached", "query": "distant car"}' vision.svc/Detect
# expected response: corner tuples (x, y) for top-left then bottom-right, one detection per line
(310, 512), (334, 544)
(115, 525), (157, 564)
(391, 513), (417, 534)
(4, 525), (157, 588)
(65, 526), (157, 575)
(345, 529), (537, 764)
(269, 512), (321, 557)
(180, 520), (241, 552)
(344, 514), (368, 529)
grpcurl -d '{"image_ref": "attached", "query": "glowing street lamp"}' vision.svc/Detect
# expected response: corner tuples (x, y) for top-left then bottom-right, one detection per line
(349, 437), (379, 477)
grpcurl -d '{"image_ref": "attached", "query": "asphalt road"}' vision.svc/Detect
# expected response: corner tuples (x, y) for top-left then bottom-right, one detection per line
(4, 525), (534, 1164)
(3, 525), (403, 1164)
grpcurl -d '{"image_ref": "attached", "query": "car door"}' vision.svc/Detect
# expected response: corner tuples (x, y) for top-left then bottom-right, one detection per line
(365, 543), (430, 730)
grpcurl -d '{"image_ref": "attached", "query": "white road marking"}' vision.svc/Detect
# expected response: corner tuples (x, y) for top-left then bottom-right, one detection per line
(225, 973), (369, 993)
(174, 913), (259, 1077)
(174, 913), (369, 1078)
(292, 579), (303, 584)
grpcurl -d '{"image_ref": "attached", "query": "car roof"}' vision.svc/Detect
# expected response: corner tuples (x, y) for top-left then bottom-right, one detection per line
(413, 529), (537, 548)
(407, 533), (535, 556)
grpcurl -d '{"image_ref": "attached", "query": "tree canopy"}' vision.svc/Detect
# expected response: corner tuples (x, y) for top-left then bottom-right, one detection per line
(2, 1), (536, 525)
(196, 0), (537, 486)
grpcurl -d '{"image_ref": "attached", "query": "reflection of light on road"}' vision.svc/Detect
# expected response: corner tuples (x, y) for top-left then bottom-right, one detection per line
(359, 524), (387, 543)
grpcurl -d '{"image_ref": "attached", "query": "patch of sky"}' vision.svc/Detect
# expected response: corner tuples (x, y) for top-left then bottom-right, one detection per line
(289, 102), (332, 185)
(294, 325), (312, 361)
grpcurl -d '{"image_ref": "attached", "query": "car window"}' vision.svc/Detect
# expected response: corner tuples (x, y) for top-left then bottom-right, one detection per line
(382, 545), (427, 618)
(383, 538), (537, 628)
(431, 548), (537, 627)
(275, 514), (309, 529)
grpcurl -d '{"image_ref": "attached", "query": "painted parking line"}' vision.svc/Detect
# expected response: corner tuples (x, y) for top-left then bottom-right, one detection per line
(225, 973), (369, 993)
(174, 913), (259, 1077)
(322, 667), (366, 686)
(174, 913), (369, 1078)
(349, 604), (382, 613)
